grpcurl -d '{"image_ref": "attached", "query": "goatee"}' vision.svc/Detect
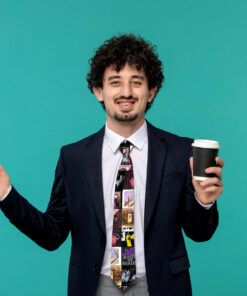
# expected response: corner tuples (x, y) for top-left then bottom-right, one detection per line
(114, 113), (138, 122)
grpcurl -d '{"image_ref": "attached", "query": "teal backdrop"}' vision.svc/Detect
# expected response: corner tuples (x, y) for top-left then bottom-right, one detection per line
(0, 0), (246, 295)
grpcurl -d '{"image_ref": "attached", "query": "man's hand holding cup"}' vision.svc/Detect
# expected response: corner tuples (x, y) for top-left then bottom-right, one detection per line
(189, 140), (224, 205)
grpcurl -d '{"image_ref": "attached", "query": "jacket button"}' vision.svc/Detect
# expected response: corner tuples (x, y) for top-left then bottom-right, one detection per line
(93, 265), (100, 274)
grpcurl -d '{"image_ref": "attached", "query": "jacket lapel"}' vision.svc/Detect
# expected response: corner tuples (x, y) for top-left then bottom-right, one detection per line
(144, 122), (168, 233)
(83, 126), (106, 235)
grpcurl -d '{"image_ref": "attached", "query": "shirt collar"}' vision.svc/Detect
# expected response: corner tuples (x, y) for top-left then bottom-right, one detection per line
(104, 120), (148, 153)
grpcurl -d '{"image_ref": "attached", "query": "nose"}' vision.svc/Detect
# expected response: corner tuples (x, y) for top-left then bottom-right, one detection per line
(120, 83), (133, 97)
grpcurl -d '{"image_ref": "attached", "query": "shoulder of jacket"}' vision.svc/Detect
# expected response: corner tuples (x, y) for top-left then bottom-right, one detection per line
(147, 121), (194, 146)
(60, 125), (105, 155)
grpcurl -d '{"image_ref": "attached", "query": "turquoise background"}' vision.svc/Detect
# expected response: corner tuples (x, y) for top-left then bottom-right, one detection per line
(0, 0), (246, 295)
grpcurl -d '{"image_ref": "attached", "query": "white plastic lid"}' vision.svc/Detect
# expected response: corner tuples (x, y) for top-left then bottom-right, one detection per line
(191, 139), (220, 149)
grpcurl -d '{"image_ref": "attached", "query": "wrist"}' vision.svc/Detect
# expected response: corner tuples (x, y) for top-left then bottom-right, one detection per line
(195, 192), (214, 206)
(0, 184), (11, 200)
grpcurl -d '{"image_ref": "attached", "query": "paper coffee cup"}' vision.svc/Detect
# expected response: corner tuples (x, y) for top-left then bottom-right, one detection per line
(192, 139), (220, 180)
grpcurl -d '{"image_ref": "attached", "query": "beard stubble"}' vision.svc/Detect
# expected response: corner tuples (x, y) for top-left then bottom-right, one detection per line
(114, 112), (138, 122)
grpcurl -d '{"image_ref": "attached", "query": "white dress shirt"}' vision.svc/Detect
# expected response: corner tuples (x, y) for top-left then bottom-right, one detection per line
(100, 121), (148, 277)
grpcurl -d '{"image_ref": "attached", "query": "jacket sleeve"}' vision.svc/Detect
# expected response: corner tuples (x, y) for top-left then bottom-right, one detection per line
(0, 148), (70, 251)
(181, 151), (219, 242)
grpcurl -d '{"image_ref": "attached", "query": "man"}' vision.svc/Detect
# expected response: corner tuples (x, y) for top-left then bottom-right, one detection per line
(0, 34), (224, 296)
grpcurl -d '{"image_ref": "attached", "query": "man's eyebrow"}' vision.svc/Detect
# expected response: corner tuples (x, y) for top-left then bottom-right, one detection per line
(108, 75), (121, 81)
(131, 75), (145, 80)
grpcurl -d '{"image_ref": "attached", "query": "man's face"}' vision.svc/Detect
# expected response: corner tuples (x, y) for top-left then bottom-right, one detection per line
(93, 63), (157, 125)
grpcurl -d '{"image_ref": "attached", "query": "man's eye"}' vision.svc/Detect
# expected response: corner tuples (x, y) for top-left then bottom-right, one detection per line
(133, 81), (141, 85)
(111, 81), (119, 85)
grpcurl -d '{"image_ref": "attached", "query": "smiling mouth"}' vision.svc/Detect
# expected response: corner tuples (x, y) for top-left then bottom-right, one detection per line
(116, 99), (136, 111)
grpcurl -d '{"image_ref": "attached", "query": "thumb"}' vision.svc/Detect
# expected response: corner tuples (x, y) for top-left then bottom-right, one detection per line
(0, 164), (7, 175)
(189, 157), (193, 176)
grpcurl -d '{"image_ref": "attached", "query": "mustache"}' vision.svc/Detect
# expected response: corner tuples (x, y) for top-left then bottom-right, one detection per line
(114, 96), (138, 103)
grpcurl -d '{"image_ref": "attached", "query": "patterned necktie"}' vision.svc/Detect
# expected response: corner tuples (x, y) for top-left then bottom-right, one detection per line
(111, 139), (136, 291)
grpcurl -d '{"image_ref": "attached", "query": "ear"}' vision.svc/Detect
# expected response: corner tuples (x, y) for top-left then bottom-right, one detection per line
(147, 86), (158, 103)
(93, 87), (104, 103)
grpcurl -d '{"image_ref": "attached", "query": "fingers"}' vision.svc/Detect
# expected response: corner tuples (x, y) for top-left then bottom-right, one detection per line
(200, 177), (222, 187)
(205, 167), (222, 179)
(189, 157), (193, 176)
(0, 164), (7, 175)
(205, 157), (224, 179)
(0, 164), (4, 173)
(201, 185), (223, 194)
(200, 177), (223, 195)
(216, 157), (224, 168)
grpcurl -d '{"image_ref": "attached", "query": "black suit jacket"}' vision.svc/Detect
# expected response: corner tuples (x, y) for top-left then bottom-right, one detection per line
(0, 121), (218, 296)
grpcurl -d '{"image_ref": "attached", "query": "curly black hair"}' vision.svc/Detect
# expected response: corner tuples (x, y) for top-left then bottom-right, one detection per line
(87, 34), (164, 112)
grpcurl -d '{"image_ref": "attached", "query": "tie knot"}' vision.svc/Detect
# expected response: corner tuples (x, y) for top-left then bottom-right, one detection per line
(119, 139), (132, 154)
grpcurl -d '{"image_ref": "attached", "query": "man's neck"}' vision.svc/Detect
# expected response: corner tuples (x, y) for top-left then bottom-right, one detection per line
(106, 118), (145, 138)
